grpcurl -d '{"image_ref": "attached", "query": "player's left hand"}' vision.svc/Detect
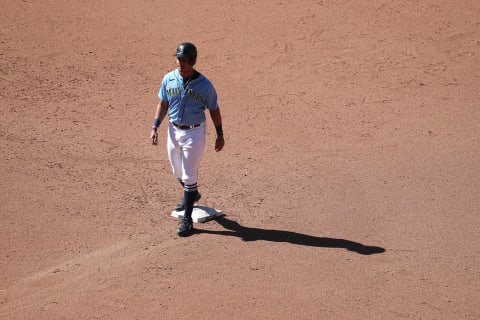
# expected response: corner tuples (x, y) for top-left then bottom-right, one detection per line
(215, 136), (224, 152)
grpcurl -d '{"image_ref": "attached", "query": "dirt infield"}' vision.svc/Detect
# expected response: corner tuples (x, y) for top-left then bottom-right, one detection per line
(1, 1), (479, 319)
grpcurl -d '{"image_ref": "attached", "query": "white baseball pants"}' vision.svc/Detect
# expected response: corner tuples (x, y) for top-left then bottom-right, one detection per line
(167, 122), (206, 186)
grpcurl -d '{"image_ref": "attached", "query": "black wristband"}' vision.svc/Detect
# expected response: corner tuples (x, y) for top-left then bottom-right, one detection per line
(152, 118), (161, 130)
(215, 125), (223, 136)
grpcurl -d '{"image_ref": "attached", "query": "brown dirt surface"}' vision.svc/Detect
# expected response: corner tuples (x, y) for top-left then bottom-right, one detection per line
(1, 1), (479, 319)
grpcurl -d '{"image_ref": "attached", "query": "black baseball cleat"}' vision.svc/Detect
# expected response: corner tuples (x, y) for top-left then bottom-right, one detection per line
(175, 193), (201, 211)
(176, 217), (194, 237)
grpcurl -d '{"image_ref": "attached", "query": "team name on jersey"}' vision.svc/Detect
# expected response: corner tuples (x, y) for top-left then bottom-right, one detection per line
(185, 88), (207, 106)
(166, 86), (207, 106)
(166, 87), (181, 97)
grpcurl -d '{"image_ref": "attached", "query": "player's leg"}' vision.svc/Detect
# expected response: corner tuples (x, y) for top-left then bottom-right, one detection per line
(180, 124), (206, 186)
(168, 124), (196, 211)
(176, 125), (206, 236)
(167, 123), (183, 181)
(176, 182), (198, 236)
(175, 184), (201, 211)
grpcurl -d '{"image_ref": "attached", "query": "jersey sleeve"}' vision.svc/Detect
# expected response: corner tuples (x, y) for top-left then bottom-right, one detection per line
(205, 81), (218, 110)
(158, 74), (168, 101)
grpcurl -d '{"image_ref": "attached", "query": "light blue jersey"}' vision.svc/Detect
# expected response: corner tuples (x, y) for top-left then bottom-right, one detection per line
(159, 69), (218, 125)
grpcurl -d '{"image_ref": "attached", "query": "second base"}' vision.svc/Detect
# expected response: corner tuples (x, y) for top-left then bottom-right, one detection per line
(171, 206), (224, 223)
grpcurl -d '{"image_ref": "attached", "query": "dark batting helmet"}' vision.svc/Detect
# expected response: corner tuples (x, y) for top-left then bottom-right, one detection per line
(174, 42), (197, 66)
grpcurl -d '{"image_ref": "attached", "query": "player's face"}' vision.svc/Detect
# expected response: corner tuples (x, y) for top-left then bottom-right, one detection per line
(176, 58), (193, 77)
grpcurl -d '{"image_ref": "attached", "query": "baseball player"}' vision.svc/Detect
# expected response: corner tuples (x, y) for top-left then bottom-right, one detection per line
(150, 42), (225, 237)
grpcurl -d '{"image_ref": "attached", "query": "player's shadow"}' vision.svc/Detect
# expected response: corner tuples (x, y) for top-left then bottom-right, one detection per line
(196, 216), (385, 255)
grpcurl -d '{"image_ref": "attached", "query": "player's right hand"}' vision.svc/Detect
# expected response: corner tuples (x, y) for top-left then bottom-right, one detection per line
(150, 130), (158, 145)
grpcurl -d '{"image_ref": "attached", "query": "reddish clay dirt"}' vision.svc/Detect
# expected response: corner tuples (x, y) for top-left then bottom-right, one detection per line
(1, 1), (479, 319)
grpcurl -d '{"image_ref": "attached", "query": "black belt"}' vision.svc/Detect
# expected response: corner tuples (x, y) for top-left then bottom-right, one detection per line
(172, 122), (201, 130)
